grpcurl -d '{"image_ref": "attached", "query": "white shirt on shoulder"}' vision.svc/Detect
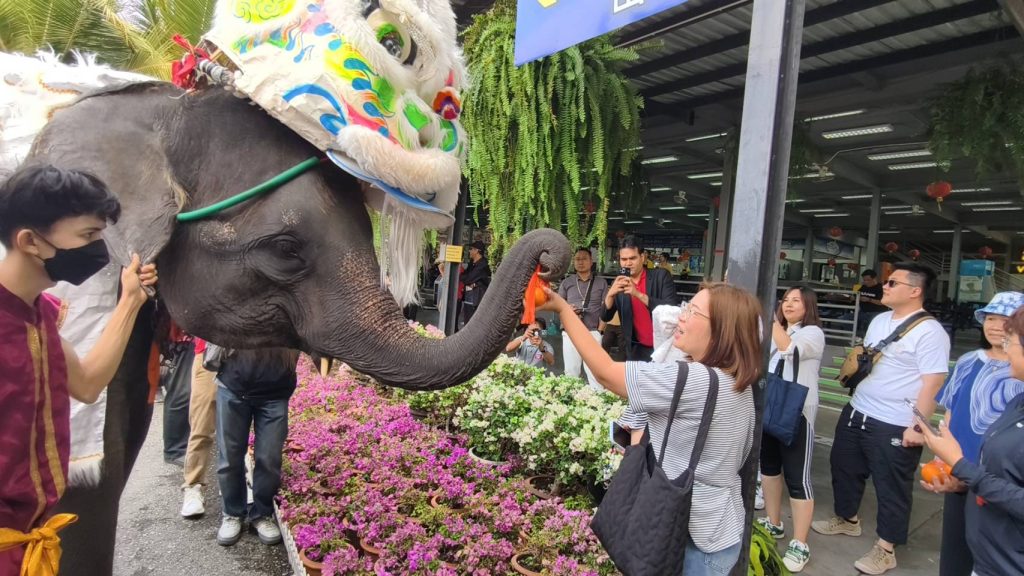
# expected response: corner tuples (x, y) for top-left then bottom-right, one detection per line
(850, 310), (950, 426)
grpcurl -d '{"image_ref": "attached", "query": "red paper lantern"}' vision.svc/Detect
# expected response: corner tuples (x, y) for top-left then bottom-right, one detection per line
(615, 230), (625, 239)
(884, 241), (899, 254)
(712, 196), (721, 210)
(908, 249), (921, 261)
(927, 181), (953, 212)
(827, 258), (837, 266)
(828, 226), (843, 239)
(779, 251), (788, 260)
(979, 246), (993, 258)
(850, 263), (860, 272)
(584, 201), (596, 215)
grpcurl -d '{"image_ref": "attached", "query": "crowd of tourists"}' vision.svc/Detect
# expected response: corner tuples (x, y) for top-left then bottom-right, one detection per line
(1, 163), (1023, 576)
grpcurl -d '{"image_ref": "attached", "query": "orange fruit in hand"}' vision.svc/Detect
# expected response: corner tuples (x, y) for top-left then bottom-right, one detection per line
(920, 460), (952, 484)
(534, 284), (549, 306)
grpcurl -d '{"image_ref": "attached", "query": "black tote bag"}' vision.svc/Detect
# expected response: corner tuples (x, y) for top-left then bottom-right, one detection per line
(763, 347), (809, 446)
(591, 363), (720, 575)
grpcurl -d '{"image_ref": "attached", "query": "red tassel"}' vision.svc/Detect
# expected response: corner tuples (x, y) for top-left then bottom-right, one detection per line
(520, 265), (548, 325)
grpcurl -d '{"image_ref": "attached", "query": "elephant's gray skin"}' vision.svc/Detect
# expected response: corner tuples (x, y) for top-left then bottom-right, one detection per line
(27, 82), (571, 574)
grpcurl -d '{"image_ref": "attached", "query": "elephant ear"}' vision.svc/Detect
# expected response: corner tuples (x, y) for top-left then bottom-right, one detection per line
(28, 88), (182, 267)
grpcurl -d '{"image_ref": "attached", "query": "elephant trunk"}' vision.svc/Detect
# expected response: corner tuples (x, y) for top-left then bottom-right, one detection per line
(315, 229), (571, 390)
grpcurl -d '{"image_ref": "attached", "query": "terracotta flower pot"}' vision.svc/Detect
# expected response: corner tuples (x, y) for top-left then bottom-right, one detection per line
(511, 553), (544, 576)
(429, 493), (468, 514)
(299, 548), (324, 576)
(359, 536), (381, 560)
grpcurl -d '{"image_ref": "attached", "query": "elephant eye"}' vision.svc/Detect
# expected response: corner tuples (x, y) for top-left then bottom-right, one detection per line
(273, 237), (302, 259)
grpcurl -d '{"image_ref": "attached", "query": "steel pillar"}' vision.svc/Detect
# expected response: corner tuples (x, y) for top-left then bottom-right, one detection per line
(803, 227), (814, 280)
(724, 1), (806, 573)
(710, 136), (737, 281)
(441, 183), (468, 335)
(866, 190), (881, 271)
(949, 227), (962, 302)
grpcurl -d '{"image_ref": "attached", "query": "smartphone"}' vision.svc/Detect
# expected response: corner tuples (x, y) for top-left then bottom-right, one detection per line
(904, 398), (940, 435)
(618, 267), (630, 277)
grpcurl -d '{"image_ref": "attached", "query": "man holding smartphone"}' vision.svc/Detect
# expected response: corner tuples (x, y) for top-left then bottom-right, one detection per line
(505, 319), (555, 368)
(600, 236), (679, 361)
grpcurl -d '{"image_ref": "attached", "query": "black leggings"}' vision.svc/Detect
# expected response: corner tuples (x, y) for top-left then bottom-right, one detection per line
(760, 414), (814, 500)
(940, 491), (974, 576)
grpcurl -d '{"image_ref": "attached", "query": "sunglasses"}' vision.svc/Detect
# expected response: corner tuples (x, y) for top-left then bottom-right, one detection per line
(884, 279), (918, 289)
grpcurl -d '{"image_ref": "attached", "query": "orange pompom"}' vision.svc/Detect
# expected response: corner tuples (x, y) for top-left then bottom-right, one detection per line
(921, 460), (952, 484)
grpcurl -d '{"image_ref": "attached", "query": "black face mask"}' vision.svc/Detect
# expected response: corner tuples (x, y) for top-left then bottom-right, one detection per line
(39, 236), (110, 286)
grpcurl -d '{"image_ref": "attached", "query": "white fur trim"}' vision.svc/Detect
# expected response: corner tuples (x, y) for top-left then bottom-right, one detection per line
(68, 454), (104, 488)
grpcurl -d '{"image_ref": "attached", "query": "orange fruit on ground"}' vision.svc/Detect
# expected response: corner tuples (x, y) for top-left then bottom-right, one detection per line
(921, 460), (952, 484)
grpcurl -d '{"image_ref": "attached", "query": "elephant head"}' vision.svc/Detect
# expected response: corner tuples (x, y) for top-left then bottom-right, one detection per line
(28, 83), (571, 390)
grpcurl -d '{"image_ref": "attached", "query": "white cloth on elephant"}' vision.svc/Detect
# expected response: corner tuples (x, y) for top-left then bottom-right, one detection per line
(617, 303), (688, 432)
(46, 262), (122, 488)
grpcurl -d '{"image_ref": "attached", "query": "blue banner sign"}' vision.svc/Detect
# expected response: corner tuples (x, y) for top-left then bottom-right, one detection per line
(514, 0), (689, 65)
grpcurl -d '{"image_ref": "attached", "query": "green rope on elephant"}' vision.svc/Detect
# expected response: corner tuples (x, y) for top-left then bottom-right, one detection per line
(176, 157), (321, 222)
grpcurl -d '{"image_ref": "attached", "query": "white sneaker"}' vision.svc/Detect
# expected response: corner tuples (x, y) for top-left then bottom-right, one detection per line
(755, 482), (765, 510)
(253, 517), (282, 545)
(180, 484), (205, 518)
(783, 539), (810, 572)
(217, 516), (243, 546)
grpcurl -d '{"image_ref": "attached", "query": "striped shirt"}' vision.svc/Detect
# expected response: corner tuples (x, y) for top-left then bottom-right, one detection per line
(625, 361), (755, 553)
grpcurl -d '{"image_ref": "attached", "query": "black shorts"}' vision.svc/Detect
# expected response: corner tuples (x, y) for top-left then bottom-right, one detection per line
(760, 414), (814, 500)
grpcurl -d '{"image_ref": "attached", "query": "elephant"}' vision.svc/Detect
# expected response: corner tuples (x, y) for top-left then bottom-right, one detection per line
(24, 81), (571, 575)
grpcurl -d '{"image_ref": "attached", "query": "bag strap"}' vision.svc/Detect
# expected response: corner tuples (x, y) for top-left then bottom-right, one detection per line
(870, 311), (933, 352)
(773, 345), (800, 382)
(580, 270), (596, 310)
(657, 362), (690, 464)
(685, 366), (720, 471)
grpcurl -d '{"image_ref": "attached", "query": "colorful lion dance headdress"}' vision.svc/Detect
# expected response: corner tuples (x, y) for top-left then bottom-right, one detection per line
(205, 0), (467, 305)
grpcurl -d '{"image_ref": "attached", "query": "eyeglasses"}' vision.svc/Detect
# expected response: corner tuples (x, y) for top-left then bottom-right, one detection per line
(884, 279), (918, 289)
(680, 306), (710, 321)
(1002, 337), (1023, 352)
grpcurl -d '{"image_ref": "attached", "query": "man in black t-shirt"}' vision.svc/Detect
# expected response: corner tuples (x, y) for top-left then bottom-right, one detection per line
(856, 269), (887, 333)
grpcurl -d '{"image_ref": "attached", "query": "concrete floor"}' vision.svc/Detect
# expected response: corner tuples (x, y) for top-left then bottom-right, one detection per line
(111, 309), (969, 575)
(113, 407), (290, 576)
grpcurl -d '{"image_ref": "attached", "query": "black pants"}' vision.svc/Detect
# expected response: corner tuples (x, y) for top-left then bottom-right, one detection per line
(162, 347), (195, 462)
(601, 325), (625, 361)
(627, 343), (654, 361)
(940, 491), (974, 576)
(830, 404), (922, 545)
(761, 415), (814, 500)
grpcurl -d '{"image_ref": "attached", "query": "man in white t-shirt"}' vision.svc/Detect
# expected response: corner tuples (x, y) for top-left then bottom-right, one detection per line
(812, 263), (949, 575)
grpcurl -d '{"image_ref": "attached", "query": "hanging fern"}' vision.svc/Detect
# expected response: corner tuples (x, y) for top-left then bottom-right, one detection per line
(929, 66), (1024, 188)
(461, 0), (645, 261)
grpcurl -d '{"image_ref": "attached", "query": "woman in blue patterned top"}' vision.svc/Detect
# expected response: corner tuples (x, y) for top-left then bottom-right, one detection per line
(928, 291), (1024, 576)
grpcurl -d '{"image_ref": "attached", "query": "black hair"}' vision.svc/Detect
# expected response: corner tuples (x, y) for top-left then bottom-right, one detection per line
(619, 235), (644, 254)
(532, 317), (547, 330)
(0, 164), (120, 248)
(575, 247), (592, 256)
(893, 262), (936, 295)
(660, 252), (671, 259)
(862, 269), (877, 279)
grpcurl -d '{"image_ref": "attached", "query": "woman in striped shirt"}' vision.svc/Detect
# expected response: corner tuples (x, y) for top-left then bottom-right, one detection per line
(543, 282), (760, 575)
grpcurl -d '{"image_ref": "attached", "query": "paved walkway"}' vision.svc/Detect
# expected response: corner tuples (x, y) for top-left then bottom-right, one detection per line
(113, 407), (290, 576)
(112, 309), (963, 575)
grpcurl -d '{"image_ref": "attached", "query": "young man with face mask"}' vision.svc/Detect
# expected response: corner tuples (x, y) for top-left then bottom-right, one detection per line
(0, 164), (157, 575)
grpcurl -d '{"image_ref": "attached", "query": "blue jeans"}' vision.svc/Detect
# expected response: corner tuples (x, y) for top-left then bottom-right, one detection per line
(683, 538), (742, 576)
(215, 384), (289, 520)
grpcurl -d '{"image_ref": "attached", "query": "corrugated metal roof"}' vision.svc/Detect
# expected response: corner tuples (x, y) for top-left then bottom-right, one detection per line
(624, 0), (1011, 105)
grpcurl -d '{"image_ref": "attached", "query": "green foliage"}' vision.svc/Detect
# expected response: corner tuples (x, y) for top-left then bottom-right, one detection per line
(0, 0), (215, 80)
(461, 0), (645, 260)
(929, 66), (1024, 185)
(749, 521), (791, 576)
